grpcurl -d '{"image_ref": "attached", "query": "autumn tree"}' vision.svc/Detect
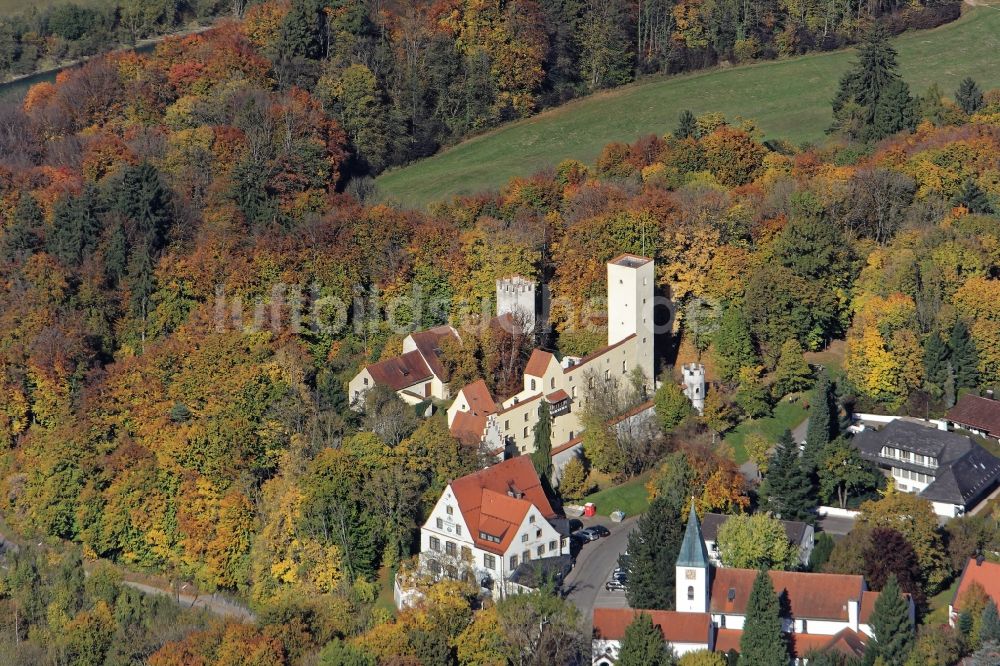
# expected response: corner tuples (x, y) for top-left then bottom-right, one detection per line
(654, 378), (694, 432)
(862, 528), (925, 608)
(817, 438), (881, 509)
(716, 514), (797, 571)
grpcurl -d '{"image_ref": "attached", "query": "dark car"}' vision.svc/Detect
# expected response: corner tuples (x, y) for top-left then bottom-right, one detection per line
(591, 525), (611, 538)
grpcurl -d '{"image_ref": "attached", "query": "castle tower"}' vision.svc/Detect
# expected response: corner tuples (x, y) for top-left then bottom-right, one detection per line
(607, 255), (655, 387)
(496, 275), (537, 331)
(676, 500), (710, 613)
(682, 363), (706, 414)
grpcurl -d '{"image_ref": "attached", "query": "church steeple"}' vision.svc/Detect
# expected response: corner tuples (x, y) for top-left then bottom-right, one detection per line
(676, 500), (709, 568)
(675, 500), (710, 613)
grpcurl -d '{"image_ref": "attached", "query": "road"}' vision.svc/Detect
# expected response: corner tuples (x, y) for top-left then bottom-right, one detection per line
(563, 516), (636, 624)
(122, 581), (255, 621)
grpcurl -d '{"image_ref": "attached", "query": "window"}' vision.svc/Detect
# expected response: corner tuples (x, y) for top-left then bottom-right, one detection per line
(549, 540), (557, 551)
(428, 559), (441, 575)
(363, 377), (369, 386)
(529, 515), (535, 523)
(429, 537), (441, 552)
(530, 378), (536, 390)
(687, 586), (695, 601)
(524, 412), (529, 422)
(536, 529), (542, 538)
(622, 360), (627, 374)
(572, 386), (577, 399)
(456, 524), (462, 536)
(436, 518), (443, 529)
(484, 554), (496, 570)
(445, 541), (456, 557)
(523, 427), (528, 438)
(551, 378), (555, 389)
(523, 550), (531, 562)
(446, 505), (453, 515)
(604, 370), (610, 381)
(505, 420), (510, 430)
(521, 533), (529, 543)
(510, 555), (518, 569)
(588, 377), (594, 390)
(537, 545), (545, 557)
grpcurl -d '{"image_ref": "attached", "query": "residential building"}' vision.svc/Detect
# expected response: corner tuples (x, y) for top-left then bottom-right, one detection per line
(946, 393), (1000, 441)
(592, 609), (714, 663)
(700, 512), (815, 568)
(448, 255), (661, 471)
(852, 419), (1000, 517)
(949, 557), (1000, 627)
(348, 325), (459, 408)
(412, 457), (568, 602)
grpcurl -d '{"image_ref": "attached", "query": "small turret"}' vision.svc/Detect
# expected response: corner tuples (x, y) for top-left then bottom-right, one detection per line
(496, 275), (537, 331)
(682, 363), (706, 415)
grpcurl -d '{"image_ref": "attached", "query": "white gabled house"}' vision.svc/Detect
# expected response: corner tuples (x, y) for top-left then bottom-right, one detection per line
(404, 456), (568, 604)
(348, 325), (459, 408)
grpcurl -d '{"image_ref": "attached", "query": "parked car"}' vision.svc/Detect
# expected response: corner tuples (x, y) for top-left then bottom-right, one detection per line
(605, 575), (627, 592)
(577, 528), (601, 542)
(591, 525), (611, 537)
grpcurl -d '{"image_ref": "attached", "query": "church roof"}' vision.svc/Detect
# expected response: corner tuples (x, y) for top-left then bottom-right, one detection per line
(676, 502), (710, 568)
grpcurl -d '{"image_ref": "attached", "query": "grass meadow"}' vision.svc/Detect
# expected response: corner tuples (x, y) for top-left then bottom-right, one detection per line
(377, 6), (1000, 208)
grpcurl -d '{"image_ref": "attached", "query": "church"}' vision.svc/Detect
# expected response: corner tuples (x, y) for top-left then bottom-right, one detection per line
(593, 505), (914, 664)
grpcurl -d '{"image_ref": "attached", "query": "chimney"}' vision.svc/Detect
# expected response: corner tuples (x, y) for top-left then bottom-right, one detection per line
(977, 554), (985, 566)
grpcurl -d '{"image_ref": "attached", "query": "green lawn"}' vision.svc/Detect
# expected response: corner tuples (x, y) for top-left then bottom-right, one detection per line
(377, 6), (1000, 209)
(724, 398), (809, 465)
(0, 0), (101, 13)
(926, 577), (961, 625)
(581, 472), (653, 517)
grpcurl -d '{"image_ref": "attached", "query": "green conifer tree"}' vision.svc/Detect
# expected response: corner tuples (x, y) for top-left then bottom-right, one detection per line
(739, 569), (787, 666)
(952, 179), (994, 215)
(618, 612), (677, 666)
(869, 78), (916, 142)
(949, 320), (979, 391)
(623, 494), (685, 610)
(531, 400), (552, 480)
(761, 429), (815, 521)
(922, 331), (949, 396)
(803, 370), (835, 472)
(2, 191), (43, 261)
(772, 338), (813, 399)
(981, 600), (1000, 645)
(675, 109), (697, 139)
(866, 574), (914, 666)
(955, 77), (984, 115)
(713, 304), (758, 382)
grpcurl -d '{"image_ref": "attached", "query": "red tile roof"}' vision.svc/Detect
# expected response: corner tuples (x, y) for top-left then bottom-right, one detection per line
(714, 628), (742, 654)
(365, 350), (432, 391)
(546, 389), (570, 403)
(407, 325), (459, 380)
(449, 457), (557, 554)
(451, 411), (488, 446)
(525, 350), (554, 377)
(716, 628), (867, 659)
(710, 569), (865, 621)
(592, 608), (712, 645)
(550, 436), (583, 457)
(459, 379), (497, 415)
(947, 394), (1000, 437)
(953, 558), (1000, 612)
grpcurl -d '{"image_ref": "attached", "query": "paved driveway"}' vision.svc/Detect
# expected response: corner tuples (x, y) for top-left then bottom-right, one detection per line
(562, 516), (637, 623)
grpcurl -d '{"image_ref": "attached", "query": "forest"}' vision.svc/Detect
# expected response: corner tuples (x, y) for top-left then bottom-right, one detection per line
(0, 1), (998, 664)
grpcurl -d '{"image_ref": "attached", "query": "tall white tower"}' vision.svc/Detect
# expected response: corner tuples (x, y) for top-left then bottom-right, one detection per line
(496, 275), (537, 331)
(675, 501), (710, 613)
(682, 363), (706, 414)
(607, 254), (655, 387)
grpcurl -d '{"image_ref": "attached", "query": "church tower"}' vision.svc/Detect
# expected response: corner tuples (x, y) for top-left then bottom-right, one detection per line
(607, 254), (655, 387)
(675, 501), (710, 613)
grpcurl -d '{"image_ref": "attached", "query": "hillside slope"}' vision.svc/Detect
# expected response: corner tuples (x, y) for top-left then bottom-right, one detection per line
(377, 6), (1000, 209)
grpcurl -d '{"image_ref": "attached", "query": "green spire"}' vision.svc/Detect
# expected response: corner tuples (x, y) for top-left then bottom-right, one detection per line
(676, 500), (710, 568)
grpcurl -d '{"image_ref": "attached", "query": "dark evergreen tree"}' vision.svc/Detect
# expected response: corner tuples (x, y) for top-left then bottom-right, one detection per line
(982, 600), (1000, 645)
(105, 220), (129, 286)
(809, 532), (835, 571)
(674, 109), (697, 139)
(955, 77), (984, 115)
(870, 78), (916, 142)
(713, 304), (758, 382)
(739, 569), (787, 666)
(2, 191), (43, 261)
(831, 23), (912, 141)
(618, 612), (676, 666)
(761, 429), (815, 522)
(865, 574), (914, 666)
(952, 178), (994, 215)
(623, 494), (685, 610)
(117, 162), (171, 253)
(803, 370), (835, 472)
(47, 186), (102, 267)
(949, 320), (979, 391)
(531, 400), (553, 480)
(274, 0), (327, 87)
(923, 331), (949, 394)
